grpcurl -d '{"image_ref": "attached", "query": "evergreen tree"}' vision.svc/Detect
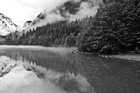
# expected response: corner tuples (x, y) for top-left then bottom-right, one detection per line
(65, 33), (76, 47)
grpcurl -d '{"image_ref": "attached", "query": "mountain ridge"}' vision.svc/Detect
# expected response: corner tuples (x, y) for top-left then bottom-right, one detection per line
(0, 13), (17, 36)
(23, 0), (102, 30)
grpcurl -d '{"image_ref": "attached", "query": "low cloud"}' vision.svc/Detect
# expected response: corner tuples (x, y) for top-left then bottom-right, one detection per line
(69, 1), (99, 21)
(0, 0), (102, 26)
(32, 0), (102, 26)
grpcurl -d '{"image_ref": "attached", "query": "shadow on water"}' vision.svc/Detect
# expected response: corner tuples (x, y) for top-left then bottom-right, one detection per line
(0, 47), (140, 93)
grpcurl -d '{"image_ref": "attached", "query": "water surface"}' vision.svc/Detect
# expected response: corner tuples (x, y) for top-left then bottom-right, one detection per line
(0, 46), (140, 93)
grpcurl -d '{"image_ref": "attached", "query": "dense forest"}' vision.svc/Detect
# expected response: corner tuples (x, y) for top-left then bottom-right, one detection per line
(5, 0), (140, 54)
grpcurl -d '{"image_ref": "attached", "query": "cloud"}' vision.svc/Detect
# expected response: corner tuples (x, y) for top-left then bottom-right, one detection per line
(17, 0), (71, 13)
(31, 0), (101, 27)
(69, 1), (99, 21)
(0, 0), (102, 27)
(0, 0), (37, 26)
(0, 0), (69, 26)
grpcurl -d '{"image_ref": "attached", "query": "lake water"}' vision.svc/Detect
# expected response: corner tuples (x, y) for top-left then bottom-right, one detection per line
(0, 46), (140, 93)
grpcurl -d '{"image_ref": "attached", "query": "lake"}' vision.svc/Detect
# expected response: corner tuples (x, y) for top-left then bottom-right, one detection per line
(0, 46), (140, 93)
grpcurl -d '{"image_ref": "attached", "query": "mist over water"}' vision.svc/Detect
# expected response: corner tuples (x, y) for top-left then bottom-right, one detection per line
(0, 46), (140, 93)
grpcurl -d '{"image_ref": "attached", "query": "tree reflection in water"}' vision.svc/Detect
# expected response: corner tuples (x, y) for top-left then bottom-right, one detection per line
(0, 48), (140, 93)
(0, 49), (94, 93)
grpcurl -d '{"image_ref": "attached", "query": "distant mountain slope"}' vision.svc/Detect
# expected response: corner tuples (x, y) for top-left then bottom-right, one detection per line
(23, 0), (102, 30)
(0, 13), (17, 36)
(23, 21), (32, 28)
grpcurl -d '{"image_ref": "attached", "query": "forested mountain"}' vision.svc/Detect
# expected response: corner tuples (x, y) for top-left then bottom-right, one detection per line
(23, 0), (101, 29)
(78, 0), (140, 54)
(6, 18), (90, 46)
(6, 0), (140, 54)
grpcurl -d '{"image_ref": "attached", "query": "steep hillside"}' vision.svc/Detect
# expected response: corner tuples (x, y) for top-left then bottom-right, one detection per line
(0, 13), (17, 36)
(23, 0), (102, 30)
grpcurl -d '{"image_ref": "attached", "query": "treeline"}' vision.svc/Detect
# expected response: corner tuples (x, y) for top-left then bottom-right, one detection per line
(6, 0), (140, 54)
(6, 17), (91, 47)
(0, 36), (6, 45)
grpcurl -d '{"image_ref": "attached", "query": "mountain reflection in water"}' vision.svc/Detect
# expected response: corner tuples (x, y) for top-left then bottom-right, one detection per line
(0, 47), (140, 93)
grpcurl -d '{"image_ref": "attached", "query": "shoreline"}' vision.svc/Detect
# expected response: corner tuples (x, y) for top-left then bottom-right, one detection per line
(0, 45), (140, 61)
(101, 54), (140, 62)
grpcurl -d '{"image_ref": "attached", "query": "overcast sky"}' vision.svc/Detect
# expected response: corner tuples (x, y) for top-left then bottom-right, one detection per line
(0, 0), (67, 26)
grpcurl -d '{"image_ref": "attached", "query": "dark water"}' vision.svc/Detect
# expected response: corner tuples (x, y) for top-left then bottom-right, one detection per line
(0, 46), (140, 93)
